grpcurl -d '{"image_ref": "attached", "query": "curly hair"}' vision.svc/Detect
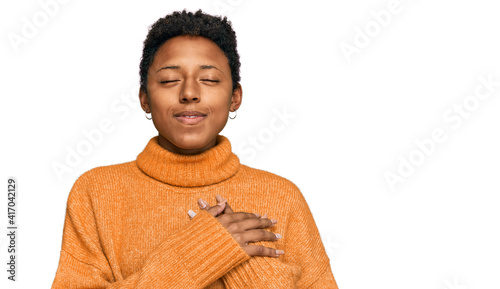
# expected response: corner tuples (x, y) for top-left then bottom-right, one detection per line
(139, 9), (241, 92)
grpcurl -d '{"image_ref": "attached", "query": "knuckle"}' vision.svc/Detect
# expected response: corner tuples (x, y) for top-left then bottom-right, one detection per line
(219, 214), (232, 224)
(233, 233), (242, 243)
(244, 212), (255, 218)
(227, 223), (238, 232)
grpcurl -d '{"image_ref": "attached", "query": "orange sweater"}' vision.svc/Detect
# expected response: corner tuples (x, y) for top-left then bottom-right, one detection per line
(51, 135), (339, 288)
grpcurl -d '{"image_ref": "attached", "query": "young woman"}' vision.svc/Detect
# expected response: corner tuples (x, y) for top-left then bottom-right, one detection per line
(51, 9), (339, 288)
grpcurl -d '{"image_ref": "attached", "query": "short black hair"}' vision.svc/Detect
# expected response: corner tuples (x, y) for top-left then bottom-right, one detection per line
(139, 9), (241, 92)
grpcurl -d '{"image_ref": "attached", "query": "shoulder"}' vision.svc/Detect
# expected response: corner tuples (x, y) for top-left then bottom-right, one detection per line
(67, 161), (136, 199)
(76, 161), (135, 182)
(88, 160), (136, 177)
(238, 164), (306, 202)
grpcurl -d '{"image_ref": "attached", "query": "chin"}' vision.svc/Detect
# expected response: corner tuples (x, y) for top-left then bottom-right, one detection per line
(171, 134), (210, 149)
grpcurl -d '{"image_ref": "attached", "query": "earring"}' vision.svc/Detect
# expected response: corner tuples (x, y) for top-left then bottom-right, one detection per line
(229, 110), (237, 119)
(145, 109), (152, 120)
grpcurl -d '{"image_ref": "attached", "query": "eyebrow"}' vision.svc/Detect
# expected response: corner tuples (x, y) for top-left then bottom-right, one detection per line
(156, 65), (221, 73)
(199, 65), (221, 71)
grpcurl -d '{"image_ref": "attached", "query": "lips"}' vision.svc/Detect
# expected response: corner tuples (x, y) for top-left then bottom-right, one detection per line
(174, 110), (207, 117)
(174, 110), (207, 125)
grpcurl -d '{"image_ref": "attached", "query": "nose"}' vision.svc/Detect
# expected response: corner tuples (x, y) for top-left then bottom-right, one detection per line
(179, 78), (200, 103)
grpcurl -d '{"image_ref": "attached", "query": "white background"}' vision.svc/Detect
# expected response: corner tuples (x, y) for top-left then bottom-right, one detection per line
(1, 0), (500, 288)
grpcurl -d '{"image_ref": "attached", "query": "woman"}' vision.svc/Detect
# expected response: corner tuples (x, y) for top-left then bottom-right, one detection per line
(51, 9), (339, 288)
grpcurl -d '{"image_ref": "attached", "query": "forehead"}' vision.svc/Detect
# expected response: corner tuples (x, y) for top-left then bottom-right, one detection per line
(151, 35), (230, 71)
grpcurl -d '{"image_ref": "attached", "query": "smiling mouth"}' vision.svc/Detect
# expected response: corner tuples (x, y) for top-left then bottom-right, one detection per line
(174, 115), (206, 125)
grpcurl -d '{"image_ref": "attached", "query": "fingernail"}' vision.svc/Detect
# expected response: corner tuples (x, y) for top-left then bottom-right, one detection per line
(275, 249), (285, 255)
(216, 194), (227, 202)
(254, 213), (261, 217)
(271, 219), (277, 225)
(188, 210), (196, 218)
(215, 195), (227, 205)
(275, 233), (282, 239)
(262, 213), (268, 219)
(198, 199), (208, 209)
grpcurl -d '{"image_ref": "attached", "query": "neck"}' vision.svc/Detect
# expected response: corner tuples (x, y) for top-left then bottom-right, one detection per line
(136, 134), (240, 187)
(157, 134), (217, 155)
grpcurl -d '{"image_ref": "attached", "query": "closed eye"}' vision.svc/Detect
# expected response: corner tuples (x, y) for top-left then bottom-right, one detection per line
(160, 80), (180, 83)
(201, 79), (219, 82)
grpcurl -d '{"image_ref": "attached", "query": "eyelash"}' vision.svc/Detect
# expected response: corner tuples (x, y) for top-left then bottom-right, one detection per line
(160, 79), (219, 83)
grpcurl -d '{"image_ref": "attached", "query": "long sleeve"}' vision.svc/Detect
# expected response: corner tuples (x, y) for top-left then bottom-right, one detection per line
(308, 265), (339, 288)
(51, 174), (250, 289)
(50, 135), (341, 288)
(220, 184), (339, 288)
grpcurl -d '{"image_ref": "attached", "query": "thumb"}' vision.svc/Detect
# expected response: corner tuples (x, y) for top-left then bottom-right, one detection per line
(206, 202), (226, 217)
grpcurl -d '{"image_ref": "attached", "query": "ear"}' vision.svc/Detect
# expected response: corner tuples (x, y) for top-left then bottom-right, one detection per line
(230, 83), (243, 111)
(139, 86), (150, 112)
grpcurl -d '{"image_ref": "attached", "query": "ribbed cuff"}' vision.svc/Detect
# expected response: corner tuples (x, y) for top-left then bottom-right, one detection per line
(222, 254), (302, 288)
(143, 209), (250, 287)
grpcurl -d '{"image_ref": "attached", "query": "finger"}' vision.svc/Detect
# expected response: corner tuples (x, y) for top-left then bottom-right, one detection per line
(238, 229), (282, 244)
(214, 195), (233, 214)
(198, 198), (209, 210)
(218, 211), (261, 223)
(244, 245), (285, 258)
(206, 202), (226, 217)
(237, 218), (276, 231)
(223, 201), (234, 214)
(215, 194), (228, 205)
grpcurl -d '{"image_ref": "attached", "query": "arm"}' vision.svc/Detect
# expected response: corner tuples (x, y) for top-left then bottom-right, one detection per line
(221, 187), (339, 288)
(51, 175), (250, 289)
(309, 265), (339, 289)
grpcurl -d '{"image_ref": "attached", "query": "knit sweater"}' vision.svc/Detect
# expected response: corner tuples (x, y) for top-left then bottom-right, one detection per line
(51, 134), (339, 288)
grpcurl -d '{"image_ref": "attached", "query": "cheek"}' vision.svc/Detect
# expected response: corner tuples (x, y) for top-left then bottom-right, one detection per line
(211, 93), (232, 112)
(207, 97), (231, 122)
(149, 97), (175, 120)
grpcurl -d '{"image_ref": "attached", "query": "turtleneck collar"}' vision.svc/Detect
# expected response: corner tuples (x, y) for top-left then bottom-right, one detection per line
(136, 135), (240, 187)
